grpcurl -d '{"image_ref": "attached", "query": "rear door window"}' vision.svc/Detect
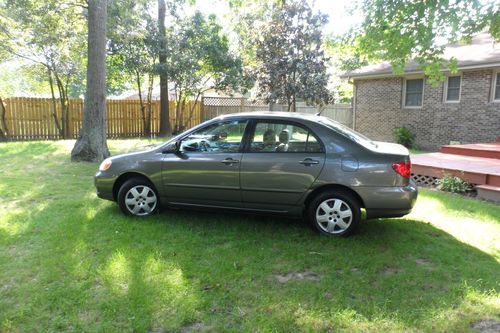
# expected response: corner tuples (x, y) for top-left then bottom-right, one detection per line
(249, 121), (323, 153)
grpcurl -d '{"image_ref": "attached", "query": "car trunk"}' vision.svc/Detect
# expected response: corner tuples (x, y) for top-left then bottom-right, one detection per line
(370, 141), (412, 186)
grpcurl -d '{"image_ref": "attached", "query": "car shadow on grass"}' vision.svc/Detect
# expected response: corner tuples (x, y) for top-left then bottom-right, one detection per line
(1, 201), (499, 332)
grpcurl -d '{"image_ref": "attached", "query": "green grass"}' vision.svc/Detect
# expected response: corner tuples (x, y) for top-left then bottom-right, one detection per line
(0, 140), (499, 332)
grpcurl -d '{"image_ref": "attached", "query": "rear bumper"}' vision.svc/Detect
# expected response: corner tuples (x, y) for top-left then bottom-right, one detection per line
(357, 180), (418, 219)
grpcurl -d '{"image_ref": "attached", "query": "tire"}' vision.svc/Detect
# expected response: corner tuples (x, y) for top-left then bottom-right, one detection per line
(117, 177), (160, 217)
(307, 190), (361, 236)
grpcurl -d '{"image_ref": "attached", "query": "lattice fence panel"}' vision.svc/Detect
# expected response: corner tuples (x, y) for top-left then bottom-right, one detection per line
(202, 97), (353, 127)
(412, 173), (439, 186)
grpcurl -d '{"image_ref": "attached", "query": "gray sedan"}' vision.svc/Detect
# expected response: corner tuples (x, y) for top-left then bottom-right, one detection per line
(95, 112), (417, 236)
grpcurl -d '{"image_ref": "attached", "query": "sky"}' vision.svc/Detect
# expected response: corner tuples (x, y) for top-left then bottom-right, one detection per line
(187, 0), (364, 36)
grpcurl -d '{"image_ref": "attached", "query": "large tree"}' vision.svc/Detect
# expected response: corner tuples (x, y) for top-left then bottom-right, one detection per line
(71, 0), (110, 162)
(349, 0), (500, 83)
(253, 0), (331, 111)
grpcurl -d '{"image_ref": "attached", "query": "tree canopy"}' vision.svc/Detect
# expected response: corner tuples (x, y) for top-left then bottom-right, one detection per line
(253, 0), (331, 111)
(348, 0), (500, 83)
(159, 11), (244, 132)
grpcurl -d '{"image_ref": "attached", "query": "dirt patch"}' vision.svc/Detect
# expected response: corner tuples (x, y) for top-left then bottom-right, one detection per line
(382, 267), (404, 275)
(415, 258), (432, 265)
(179, 322), (209, 333)
(471, 319), (500, 333)
(274, 270), (320, 283)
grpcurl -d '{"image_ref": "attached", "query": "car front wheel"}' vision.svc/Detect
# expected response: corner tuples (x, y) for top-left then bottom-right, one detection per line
(117, 178), (159, 216)
(308, 190), (361, 236)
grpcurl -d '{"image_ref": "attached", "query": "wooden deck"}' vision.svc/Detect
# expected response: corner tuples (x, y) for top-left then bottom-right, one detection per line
(411, 142), (500, 202)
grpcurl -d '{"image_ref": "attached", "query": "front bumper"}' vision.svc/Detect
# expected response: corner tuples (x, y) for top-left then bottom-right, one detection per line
(356, 180), (418, 219)
(95, 170), (117, 201)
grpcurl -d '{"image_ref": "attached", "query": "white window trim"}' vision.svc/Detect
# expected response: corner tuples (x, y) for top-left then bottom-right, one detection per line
(443, 74), (462, 103)
(403, 77), (425, 109)
(491, 70), (500, 103)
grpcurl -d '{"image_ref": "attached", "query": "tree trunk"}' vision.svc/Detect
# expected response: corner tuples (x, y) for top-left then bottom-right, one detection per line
(0, 97), (8, 140)
(71, 0), (110, 162)
(158, 0), (171, 137)
(54, 72), (70, 138)
(48, 68), (64, 138)
(175, 91), (182, 133)
(135, 70), (147, 136)
(180, 97), (186, 132)
(146, 72), (154, 136)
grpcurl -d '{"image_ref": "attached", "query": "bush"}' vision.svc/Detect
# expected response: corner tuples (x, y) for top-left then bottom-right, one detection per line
(393, 127), (416, 148)
(436, 174), (472, 193)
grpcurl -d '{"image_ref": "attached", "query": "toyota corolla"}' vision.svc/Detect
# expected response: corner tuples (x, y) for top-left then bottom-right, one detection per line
(95, 112), (417, 236)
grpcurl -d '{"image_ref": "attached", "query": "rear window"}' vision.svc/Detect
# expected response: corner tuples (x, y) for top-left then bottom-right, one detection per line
(317, 117), (378, 149)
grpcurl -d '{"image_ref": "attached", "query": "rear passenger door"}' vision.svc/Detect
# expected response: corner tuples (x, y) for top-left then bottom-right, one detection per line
(240, 120), (326, 212)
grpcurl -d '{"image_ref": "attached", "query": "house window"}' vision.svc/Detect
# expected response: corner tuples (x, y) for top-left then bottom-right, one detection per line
(404, 78), (424, 107)
(446, 75), (461, 102)
(494, 72), (500, 101)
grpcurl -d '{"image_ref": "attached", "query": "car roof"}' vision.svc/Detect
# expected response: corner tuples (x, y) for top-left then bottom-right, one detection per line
(215, 111), (327, 122)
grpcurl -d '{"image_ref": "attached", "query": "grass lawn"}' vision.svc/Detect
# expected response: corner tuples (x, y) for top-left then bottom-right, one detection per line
(0, 139), (499, 332)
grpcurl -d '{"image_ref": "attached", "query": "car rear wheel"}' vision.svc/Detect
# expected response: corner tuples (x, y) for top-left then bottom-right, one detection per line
(308, 190), (360, 236)
(117, 178), (159, 216)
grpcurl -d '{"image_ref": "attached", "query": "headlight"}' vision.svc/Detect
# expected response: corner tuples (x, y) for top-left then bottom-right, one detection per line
(99, 158), (112, 171)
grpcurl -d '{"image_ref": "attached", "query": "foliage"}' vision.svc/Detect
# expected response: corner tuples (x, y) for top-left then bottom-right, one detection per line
(325, 35), (369, 73)
(0, 0), (87, 137)
(253, 0), (332, 111)
(157, 11), (244, 132)
(227, 0), (277, 91)
(108, 0), (159, 135)
(393, 126), (415, 149)
(1, 140), (500, 332)
(437, 174), (472, 193)
(348, 0), (500, 84)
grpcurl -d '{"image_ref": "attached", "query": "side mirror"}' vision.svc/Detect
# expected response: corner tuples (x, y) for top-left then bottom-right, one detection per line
(162, 141), (180, 154)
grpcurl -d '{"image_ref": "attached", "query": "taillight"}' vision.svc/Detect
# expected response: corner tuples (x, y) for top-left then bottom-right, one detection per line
(392, 161), (411, 178)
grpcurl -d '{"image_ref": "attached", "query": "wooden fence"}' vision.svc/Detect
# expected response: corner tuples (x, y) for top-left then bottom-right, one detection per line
(0, 96), (353, 141)
(0, 97), (203, 140)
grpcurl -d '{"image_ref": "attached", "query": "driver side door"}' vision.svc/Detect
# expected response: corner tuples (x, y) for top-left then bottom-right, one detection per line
(162, 120), (248, 207)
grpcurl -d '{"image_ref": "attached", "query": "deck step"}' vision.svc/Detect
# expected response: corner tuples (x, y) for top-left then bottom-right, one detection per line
(476, 185), (500, 203)
(440, 143), (500, 159)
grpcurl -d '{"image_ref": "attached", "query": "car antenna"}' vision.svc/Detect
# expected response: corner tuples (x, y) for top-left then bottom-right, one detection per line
(316, 105), (325, 116)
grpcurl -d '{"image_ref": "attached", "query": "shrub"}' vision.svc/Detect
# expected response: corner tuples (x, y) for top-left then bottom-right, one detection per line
(393, 127), (416, 148)
(436, 174), (472, 193)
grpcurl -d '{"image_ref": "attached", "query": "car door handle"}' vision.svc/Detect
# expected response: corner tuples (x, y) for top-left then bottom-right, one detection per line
(299, 158), (320, 166)
(221, 158), (239, 165)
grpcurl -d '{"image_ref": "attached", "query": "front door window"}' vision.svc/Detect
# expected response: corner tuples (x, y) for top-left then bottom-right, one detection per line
(180, 120), (247, 153)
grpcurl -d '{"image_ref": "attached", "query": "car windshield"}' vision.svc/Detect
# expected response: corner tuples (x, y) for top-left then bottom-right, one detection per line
(317, 117), (378, 148)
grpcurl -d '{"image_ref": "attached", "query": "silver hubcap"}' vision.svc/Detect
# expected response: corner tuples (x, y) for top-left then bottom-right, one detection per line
(315, 198), (353, 234)
(124, 185), (157, 216)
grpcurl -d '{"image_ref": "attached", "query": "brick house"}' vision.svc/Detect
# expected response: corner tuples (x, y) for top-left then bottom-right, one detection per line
(341, 33), (500, 150)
